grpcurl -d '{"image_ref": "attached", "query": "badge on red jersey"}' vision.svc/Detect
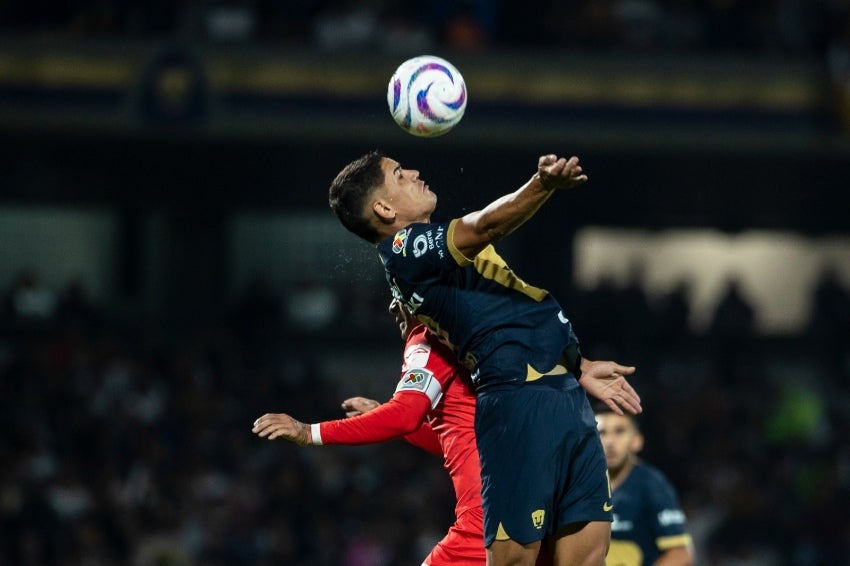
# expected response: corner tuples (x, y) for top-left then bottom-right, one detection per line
(396, 367), (443, 408)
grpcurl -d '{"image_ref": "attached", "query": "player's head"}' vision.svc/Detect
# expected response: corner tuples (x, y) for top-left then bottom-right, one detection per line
(329, 150), (386, 242)
(329, 150), (436, 244)
(595, 406), (643, 474)
(388, 297), (418, 341)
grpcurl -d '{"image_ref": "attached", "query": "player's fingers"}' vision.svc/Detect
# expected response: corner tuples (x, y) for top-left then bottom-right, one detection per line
(253, 413), (284, 428)
(622, 382), (641, 404)
(539, 154), (557, 167)
(551, 157), (567, 173)
(268, 428), (289, 440)
(253, 414), (271, 427)
(621, 388), (642, 414)
(254, 424), (272, 437)
(254, 419), (289, 436)
(605, 399), (625, 416)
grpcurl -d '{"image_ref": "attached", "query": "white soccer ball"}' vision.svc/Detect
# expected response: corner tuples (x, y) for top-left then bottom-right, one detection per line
(387, 55), (467, 138)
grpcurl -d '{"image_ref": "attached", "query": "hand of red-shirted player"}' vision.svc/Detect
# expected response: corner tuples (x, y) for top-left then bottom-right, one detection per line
(341, 396), (381, 417)
(252, 413), (312, 446)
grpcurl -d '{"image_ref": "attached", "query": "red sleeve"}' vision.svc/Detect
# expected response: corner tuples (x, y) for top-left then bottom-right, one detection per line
(319, 392), (431, 445)
(403, 420), (443, 456)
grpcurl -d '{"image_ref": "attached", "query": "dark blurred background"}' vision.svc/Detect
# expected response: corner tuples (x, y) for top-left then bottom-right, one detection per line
(1, 1), (849, 565)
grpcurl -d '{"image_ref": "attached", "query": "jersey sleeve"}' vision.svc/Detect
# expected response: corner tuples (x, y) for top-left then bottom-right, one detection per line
(316, 326), (457, 447)
(403, 420), (443, 456)
(316, 392), (431, 445)
(645, 469), (692, 552)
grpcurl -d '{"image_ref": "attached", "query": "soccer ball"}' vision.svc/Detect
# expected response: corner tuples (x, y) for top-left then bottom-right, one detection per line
(387, 55), (467, 138)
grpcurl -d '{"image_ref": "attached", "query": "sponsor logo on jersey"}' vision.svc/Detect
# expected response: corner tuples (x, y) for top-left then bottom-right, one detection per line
(434, 226), (445, 258)
(657, 509), (686, 526)
(603, 501), (614, 512)
(412, 229), (443, 258)
(412, 234), (429, 257)
(392, 228), (411, 254)
(403, 344), (431, 370)
(531, 509), (545, 529)
(398, 368), (433, 391)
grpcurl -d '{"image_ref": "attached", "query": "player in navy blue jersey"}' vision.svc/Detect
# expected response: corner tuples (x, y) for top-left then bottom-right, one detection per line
(596, 407), (693, 566)
(328, 150), (641, 566)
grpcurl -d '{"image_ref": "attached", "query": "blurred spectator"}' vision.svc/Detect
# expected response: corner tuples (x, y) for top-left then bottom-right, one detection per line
(54, 278), (99, 330)
(806, 264), (850, 340)
(313, 0), (380, 51)
(656, 279), (693, 339)
(378, 3), (434, 54)
(3, 268), (56, 323)
(616, 260), (655, 340)
(706, 277), (756, 338)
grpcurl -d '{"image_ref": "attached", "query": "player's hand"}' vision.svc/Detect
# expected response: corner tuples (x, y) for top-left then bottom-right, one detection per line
(252, 413), (312, 446)
(341, 397), (381, 417)
(537, 154), (588, 191)
(577, 359), (641, 415)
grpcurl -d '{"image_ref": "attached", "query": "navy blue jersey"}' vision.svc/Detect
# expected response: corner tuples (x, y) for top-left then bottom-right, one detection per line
(607, 462), (692, 566)
(376, 220), (579, 390)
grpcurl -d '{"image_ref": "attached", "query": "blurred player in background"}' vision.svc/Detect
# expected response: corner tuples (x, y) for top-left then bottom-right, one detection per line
(327, 149), (640, 566)
(595, 407), (694, 566)
(253, 297), (639, 565)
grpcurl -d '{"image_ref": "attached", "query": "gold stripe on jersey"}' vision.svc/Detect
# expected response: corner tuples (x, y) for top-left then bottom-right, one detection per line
(446, 220), (548, 302)
(656, 534), (693, 550)
(606, 539), (643, 566)
(447, 219), (473, 266)
(473, 247), (548, 302)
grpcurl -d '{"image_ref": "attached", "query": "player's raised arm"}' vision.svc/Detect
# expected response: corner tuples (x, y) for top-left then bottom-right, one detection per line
(451, 154), (588, 260)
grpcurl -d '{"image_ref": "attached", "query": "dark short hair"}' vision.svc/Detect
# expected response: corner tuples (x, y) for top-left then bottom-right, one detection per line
(328, 150), (386, 243)
(593, 403), (641, 430)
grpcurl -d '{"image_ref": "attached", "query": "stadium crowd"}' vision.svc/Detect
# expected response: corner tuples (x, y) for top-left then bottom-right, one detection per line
(0, 0), (848, 59)
(1, 265), (848, 565)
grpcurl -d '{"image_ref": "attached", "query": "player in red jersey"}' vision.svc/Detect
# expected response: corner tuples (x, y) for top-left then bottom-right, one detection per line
(253, 299), (639, 565)
(254, 298), (490, 565)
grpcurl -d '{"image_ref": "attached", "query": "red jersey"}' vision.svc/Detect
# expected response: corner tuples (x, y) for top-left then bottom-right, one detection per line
(314, 325), (484, 566)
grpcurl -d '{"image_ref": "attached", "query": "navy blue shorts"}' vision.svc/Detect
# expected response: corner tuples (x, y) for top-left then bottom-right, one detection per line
(474, 374), (613, 546)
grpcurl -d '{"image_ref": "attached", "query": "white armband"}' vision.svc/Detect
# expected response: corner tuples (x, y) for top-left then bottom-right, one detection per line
(395, 368), (443, 409)
(311, 423), (323, 445)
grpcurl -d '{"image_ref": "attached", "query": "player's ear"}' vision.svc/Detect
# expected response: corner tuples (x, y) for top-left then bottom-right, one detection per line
(372, 199), (396, 224)
(631, 432), (644, 454)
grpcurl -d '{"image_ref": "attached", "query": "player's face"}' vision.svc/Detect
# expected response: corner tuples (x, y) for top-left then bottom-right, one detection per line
(388, 298), (417, 341)
(378, 157), (436, 222)
(596, 413), (643, 472)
